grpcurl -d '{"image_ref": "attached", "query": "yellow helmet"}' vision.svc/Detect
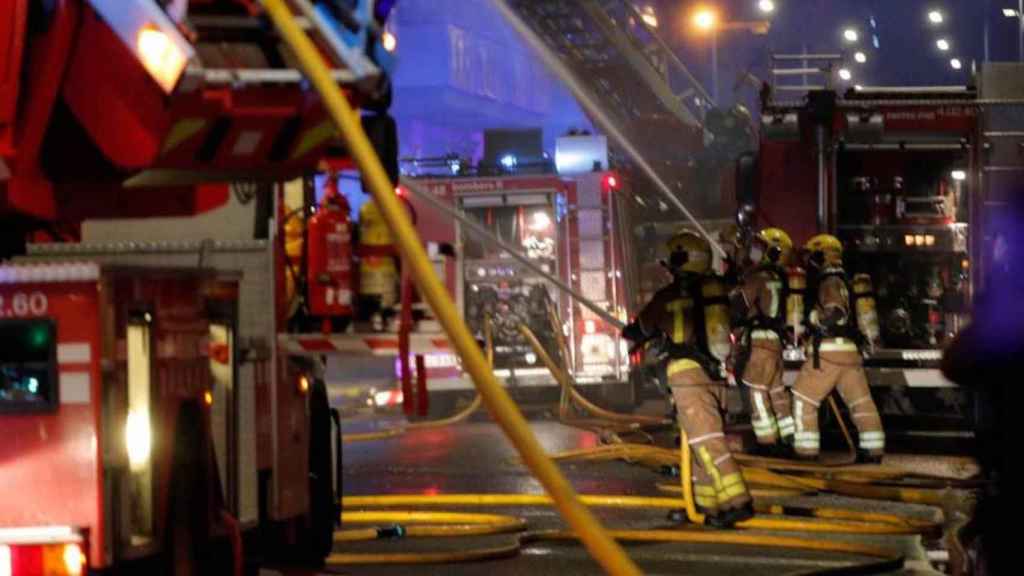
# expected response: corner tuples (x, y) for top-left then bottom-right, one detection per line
(666, 230), (712, 274)
(804, 234), (843, 266)
(758, 228), (793, 265)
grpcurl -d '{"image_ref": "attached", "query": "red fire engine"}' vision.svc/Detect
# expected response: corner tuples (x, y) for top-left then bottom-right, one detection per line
(1, 0), (397, 573)
(753, 64), (1024, 436)
(405, 172), (633, 401)
(0, 263), (242, 573)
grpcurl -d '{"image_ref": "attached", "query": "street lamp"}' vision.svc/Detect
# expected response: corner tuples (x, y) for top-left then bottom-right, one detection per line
(854, 51), (867, 63)
(950, 58), (963, 70)
(1004, 3), (1024, 61)
(690, 7), (771, 104)
(838, 67), (853, 81)
(692, 7), (720, 105)
(928, 10), (944, 25)
(936, 38), (950, 51)
(758, 0), (776, 14)
(693, 7), (719, 31)
(843, 28), (859, 43)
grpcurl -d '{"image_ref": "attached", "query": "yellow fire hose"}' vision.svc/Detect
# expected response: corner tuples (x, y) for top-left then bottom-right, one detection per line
(652, 484), (933, 529)
(345, 316), (665, 444)
(341, 493), (934, 535)
(261, 2), (642, 572)
(519, 324), (670, 428)
(343, 311), (493, 442)
(335, 510), (526, 541)
(552, 442), (960, 492)
(327, 526), (900, 567)
(329, 496), (910, 567)
(327, 523), (899, 567)
(740, 466), (948, 506)
(342, 317), (493, 442)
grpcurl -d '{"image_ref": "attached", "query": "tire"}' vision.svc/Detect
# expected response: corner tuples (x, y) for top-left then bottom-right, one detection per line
(164, 403), (210, 576)
(307, 378), (335, 561)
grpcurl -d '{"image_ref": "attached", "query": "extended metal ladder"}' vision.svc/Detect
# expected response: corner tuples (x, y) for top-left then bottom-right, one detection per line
(498, 0), (727, 219)
(505, 0), (708, 130)
(181, 0), (383, 93)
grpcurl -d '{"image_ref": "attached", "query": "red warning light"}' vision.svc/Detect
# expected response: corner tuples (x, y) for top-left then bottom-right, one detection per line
(603, 173), (620, 190)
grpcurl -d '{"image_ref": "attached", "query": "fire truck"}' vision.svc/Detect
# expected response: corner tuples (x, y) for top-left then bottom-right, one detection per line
(1, 0), (397, 573)
(0, 263), (248, 573)
(752, 62), (1024, 439)
(404, 171), (634, 403)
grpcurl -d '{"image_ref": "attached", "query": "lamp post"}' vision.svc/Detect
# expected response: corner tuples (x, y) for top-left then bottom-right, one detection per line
(691, 7), (771, 106)
(692, 8), (720, 103)
(1005, 1), (1024, 61)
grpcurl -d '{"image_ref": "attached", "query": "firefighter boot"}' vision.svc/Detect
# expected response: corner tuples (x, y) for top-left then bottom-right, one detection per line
(707, 501), (756, 529)
(856, 449), (884, 465)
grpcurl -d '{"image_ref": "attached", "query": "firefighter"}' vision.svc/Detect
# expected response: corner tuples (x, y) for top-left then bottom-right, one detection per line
(790, 235), (885, 463)
(623, 230), (753, 527)
(730, 228), (795, 454)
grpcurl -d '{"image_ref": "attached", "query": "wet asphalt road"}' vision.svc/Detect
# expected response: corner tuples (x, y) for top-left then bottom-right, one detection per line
(259, 404), (955, 576)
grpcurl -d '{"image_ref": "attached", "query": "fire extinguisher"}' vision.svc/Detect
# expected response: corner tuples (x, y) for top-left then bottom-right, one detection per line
(307, 173), (354, 326)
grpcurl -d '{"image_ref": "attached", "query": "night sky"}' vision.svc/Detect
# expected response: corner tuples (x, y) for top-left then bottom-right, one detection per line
(653, 0), (1022, 107)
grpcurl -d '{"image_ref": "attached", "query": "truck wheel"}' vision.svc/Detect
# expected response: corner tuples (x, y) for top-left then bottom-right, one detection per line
(307, 378), (335, 561)
(165, 403), (210, 576)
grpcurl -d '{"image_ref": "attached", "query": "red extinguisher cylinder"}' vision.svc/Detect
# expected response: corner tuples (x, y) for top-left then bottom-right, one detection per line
(307, 177), (354, 318)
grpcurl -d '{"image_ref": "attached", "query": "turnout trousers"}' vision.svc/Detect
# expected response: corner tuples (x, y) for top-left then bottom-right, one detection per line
(790, 344), (885, 458)
(669, 360), (752, 515)
(742, 333), (794, 445)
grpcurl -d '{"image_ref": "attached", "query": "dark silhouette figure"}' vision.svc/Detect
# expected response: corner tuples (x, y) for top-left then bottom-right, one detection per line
(942, 196), (1024, 575)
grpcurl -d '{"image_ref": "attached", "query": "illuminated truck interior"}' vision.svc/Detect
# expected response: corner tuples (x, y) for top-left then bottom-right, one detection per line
(462, 197), (563, 375)
(837, 147), (970, 349)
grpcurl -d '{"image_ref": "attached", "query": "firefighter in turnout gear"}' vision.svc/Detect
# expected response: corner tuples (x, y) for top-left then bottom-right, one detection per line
(623, 230), (754, 527)
(730, 228), (796, 453)
(791, 235), (885, 463)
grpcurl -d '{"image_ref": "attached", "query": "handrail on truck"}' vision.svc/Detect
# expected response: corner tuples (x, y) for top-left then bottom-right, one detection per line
(258, 1), (644, 574)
